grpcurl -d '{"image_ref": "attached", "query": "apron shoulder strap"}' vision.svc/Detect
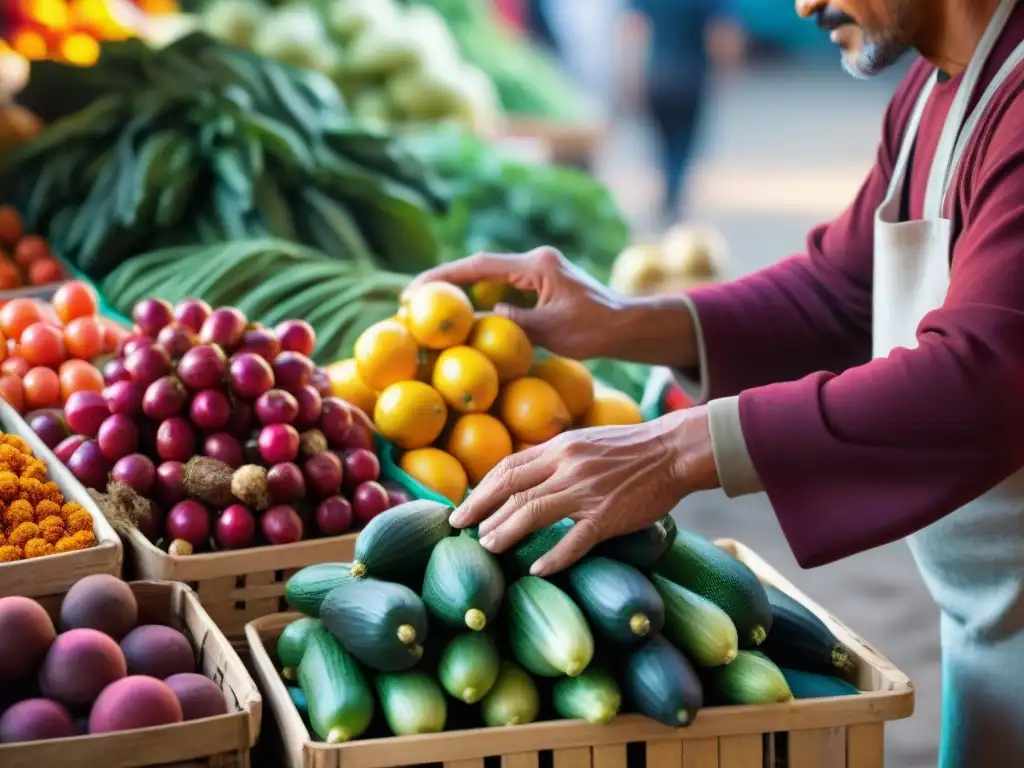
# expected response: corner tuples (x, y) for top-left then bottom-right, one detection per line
(941, 40), (1024, 226)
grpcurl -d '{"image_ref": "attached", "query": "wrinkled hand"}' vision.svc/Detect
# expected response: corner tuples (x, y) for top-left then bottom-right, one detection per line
(450, 407), (719, 576)
(404, 247), (628, 361)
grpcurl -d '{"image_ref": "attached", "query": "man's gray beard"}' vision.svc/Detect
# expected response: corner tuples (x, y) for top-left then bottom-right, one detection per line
(842, 37), (910, 79)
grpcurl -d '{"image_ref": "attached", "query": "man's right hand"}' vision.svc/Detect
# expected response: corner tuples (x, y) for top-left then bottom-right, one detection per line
(406, 247), (698, 368)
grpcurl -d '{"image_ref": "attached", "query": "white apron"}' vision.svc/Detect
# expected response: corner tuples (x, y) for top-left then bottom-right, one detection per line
(873, 1), (1024, 764)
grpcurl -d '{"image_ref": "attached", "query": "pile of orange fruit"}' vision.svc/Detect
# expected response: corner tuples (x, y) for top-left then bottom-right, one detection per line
(0, 276), (128, 414)
(1, 0), (179, 67)
(0, 205), (67, 290)
(326, 281), (643, 504)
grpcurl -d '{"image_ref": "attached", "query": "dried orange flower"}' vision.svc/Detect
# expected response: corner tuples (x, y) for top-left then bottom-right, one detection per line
(0, 471), (20, 503)
(1, 434), (31, 455)
(9, 522), (40, 548)
(71, 529), (97, 549)
(38, 515), (64, 544)
(3, 499), (34, 528)
(34, 499), (61, 522)
(53, 536), (77, 554)
(60, 501), (85, 523)
(66, 510), (94, 535)
(39, 482), (62, 505)
(0, 445), (26, 475)
(0, 544), (22, 562)
(21, 459), (47, 483)
(24, 538), (53, 558)
(18, 477), (46, 506)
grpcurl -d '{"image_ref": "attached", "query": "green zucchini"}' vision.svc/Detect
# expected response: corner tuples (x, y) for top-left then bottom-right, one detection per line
(277, 616), (320, 681)
(651, 573), (738, 667)
(706, 651), (793, 705)
(621, 634), (703, 727)
(481, 661), (540, 727)
(350, 499), (453, 580)
(781, 668), (859, 699)
(297, 626), (374, 743)
(506, 518), (574, 576)
(287, 685), (308, 718)
(422, 535), (505, 631)
(507, 576), (594, 677)
(655, 530), (772, 647)
(375, 671), (448, 735)
(438, 632), (501, 704)
(594, 515), (676, 569)
(561, 557), (664, 644)
(285, 563), (356, 617)
(759, 586), (853, 675)
(552, 668), (622, 724)
(319, 578), (429, 672)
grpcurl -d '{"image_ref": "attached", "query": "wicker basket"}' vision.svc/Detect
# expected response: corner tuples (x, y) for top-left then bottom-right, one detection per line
(0, 401), (122, 598)
(245, 539), (914, 768)
(0, 580), (261, 768)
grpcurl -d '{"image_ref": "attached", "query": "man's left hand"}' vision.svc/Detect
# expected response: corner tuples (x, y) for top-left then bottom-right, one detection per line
(449, 406), (720, 576)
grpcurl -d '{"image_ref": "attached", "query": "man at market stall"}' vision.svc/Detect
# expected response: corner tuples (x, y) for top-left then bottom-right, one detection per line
(406, 0), (1024, 763)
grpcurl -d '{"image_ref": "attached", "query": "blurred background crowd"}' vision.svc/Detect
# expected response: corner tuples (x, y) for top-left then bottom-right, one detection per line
(2, 2), (933, 764)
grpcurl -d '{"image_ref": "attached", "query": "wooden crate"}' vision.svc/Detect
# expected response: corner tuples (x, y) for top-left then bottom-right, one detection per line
(245, 539), (914, 768)
(0, 401), (122, 598)
(0, 581), (262, 768)
(126, 529), (357, 639)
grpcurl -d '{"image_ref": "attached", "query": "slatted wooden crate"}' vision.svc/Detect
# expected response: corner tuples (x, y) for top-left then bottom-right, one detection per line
(127, 531), (358, 640)
(0, 581), (261, 768)
(0, 401), (122, 598)
(244, 538), (914, 768)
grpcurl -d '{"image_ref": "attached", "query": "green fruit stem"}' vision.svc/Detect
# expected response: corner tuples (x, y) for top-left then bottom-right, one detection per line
(629, 613), (651, 636)
(396, 624), (417, 645)
(465, 608), (487, 631)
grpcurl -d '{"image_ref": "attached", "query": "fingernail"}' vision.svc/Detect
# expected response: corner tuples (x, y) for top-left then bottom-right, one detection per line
(529, 558), (548, 576)
(449, 508), (467, 527)
(480, 533), (496, 550)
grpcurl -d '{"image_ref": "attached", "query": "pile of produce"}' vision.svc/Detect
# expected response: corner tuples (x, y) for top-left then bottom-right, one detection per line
(610, 224), (729, 297)
(0, 205), (67, 291)
(0, 431), (99, 563)
(100, 239), (409, 368)
(400, 0), (592, 122)
(33, 294), (404, 554)
(0, 282), (128, 415)
(198, 0), (501, 132)
(0, 574), (229, 744)
(274, 502), (860, 742)
(335, 281), (643, 504)
(2, 33), (447, 279)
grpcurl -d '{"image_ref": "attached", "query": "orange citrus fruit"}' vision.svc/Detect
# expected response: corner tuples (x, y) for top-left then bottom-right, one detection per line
(432, 346), (500, 414)
(468, 314), (533, 382)
(582, 388), (643, 427)
(399, 447), (468, 504)
(326, 359), (378, 414)
(354, 319), (419, 390)
(499, 377), (570, 444)
(374, 380), (448, 450)
(469, 281), (506, 311)
(532, 357), (594, 420)
(447, 413), (513, 485)
(404, 282), (475, 350)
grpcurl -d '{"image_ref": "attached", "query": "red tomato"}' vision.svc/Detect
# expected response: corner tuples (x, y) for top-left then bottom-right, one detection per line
(20, 322), (66, 368)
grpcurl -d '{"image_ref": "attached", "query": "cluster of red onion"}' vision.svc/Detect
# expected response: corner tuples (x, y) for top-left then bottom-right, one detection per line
(35, 298), (412, 553)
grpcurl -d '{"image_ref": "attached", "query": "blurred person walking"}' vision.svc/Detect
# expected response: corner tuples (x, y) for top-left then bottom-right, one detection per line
(624, 0), (724, 223)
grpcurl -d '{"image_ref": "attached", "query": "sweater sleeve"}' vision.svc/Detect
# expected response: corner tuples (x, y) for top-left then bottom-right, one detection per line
(675, 63), (929, 403)
(740, 90), (1024, 568)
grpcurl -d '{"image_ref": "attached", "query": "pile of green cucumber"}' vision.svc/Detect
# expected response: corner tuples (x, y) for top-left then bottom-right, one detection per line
(275, 500), (860, 742)
(2, 33), (447, 279)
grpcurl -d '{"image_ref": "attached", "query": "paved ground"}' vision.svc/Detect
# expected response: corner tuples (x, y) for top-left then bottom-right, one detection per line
(596, 58), (940, 768)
